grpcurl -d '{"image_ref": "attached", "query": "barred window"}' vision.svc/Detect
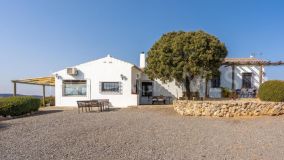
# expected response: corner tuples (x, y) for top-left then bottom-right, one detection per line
(101, 82), (120, 93)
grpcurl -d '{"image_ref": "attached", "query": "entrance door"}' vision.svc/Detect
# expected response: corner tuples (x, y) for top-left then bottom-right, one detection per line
(140, 82), (153, 104)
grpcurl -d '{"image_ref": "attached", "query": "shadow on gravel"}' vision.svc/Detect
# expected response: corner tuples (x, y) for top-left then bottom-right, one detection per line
(0, 123), (10, 130)
(104, 108), (121, 112)
(87, 108), (121, 113)
(29, 110), (63, 118)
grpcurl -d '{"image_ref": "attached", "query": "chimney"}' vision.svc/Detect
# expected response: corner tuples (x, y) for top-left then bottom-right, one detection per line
(139, 52), (146, 69)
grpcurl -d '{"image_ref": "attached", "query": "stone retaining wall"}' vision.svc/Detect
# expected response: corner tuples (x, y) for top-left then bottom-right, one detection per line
(173, 100), (284, 117)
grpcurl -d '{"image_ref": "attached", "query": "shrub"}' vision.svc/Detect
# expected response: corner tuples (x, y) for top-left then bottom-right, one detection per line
(258, 80), (284, 102)
(221, 87), (231, 98)
(41, 96), (55, 106)
(0, 96), (40, 116)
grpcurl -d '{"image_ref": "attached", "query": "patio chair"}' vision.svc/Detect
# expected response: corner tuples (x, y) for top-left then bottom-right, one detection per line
(248, 88), (256, 98)
(240, 88), (248, 98)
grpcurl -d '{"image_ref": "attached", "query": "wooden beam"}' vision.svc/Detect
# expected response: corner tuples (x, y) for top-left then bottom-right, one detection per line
(13, 82), (17, 96)
(11, 81), (54, 86)
(231, 65), (235, 90)
(42, 85), (46, 107)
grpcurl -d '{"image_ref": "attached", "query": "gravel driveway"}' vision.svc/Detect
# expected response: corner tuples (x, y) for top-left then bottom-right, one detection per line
(1, 106), (284, 160)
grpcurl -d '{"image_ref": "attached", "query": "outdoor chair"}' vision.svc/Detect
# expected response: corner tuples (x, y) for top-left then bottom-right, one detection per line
(248, 88), (256, 98)
(240, 88), (248, 98)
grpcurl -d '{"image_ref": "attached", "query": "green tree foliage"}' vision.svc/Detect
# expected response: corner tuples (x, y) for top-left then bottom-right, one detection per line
(145, 31), (228, 98)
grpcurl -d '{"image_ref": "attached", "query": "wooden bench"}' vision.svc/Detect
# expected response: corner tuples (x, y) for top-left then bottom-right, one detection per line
(77, 100), (102, 113)
(152, 96), (167, 104)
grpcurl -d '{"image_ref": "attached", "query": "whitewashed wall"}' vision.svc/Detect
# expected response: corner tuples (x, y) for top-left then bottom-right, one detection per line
(54, 56), (139, 108)
(54, 54), (266, 107)
(139, 64), (265, 102)
(219, 65), (265, 90)
(139, 74), (183, 104)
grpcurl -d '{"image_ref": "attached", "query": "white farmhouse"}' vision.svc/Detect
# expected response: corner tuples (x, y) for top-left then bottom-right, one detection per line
(53, 53), (266, 108)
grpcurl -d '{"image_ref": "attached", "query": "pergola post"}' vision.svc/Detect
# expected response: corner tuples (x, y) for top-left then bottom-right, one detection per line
(259, 65), (263, 85)
(42, 85), (46, 107)
(13, 82), (17, 96)
(231, 65), (235, 91)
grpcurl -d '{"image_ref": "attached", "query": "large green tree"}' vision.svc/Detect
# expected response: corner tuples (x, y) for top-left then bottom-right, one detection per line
(144, 30), (228, 99)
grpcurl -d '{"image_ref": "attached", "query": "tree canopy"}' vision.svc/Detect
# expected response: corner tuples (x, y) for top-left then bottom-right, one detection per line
(144, 30), (228, 98)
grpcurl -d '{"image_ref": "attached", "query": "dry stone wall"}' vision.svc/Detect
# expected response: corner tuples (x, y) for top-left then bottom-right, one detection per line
(173, 100), (284, 117)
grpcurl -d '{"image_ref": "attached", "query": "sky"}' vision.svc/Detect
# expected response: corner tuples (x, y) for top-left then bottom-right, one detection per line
(0, 0), (284, 96)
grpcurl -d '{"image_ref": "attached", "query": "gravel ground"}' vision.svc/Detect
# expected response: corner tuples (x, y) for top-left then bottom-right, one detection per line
(1, 106), (284, 160)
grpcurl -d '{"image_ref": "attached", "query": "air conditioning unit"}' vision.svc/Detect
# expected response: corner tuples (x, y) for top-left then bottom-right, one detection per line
(67, 68), (78, 76)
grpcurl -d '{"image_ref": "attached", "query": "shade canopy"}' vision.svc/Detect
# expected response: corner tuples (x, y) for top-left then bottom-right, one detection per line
(12, 76), (55, 86)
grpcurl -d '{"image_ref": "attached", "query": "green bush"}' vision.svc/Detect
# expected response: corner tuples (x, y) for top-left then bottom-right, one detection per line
(0, 96), (40, 116)
(41, 96), (55, 106)
(258, 80), (284, 102)
(221, 87), (231, 98)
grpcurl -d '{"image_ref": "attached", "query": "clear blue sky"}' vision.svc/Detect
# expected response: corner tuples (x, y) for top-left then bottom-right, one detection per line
(1, 0), (284, 95)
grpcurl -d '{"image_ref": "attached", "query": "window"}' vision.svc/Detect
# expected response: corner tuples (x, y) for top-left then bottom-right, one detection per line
(101, 82), (120, 93)
(141, 82), (153, 97)
(63, 80), (87, 96)
(242, 73), (252, 88)
(211, 76), (221, 88)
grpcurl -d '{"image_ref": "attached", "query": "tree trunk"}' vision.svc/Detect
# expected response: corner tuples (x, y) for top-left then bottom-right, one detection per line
(205, 78), (209, 99)
(184, 76), (191, 99)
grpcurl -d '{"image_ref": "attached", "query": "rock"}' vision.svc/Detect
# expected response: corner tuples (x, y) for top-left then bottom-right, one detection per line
(173, 100), (284, 117)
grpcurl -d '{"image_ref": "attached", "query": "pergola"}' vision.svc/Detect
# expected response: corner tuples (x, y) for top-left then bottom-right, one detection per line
(11, 76), (55, 106)
(223, 58), (284, 90)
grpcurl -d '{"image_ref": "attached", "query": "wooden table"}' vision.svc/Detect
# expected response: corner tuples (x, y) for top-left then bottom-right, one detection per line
(77, 100), (109, 113)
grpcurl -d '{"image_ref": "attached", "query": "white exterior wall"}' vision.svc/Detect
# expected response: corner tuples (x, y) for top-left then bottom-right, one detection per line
(54, 56), (139, 108)
(54, 54), (266, 107)
(219, 65), (265, 90)
(139, 74), (183, 104)
(139, 64), (265, 101)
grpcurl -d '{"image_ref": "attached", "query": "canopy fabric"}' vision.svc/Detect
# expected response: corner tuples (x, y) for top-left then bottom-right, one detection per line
(12, 76), (55, 86)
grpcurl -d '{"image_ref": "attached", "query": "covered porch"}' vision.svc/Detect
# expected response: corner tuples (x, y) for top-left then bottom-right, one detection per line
(11, 76), (55, 106)
(223, 58), (284, 98)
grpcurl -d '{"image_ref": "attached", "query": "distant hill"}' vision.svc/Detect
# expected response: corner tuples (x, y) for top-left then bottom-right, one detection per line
(0, 94), (42, 98)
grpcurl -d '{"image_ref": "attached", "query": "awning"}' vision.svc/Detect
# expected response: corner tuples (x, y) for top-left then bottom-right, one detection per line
(12, 76), (55, 86)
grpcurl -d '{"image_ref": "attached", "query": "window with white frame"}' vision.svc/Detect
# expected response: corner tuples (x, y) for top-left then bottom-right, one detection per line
(100, 82), (121, 93)
(63, 80), (87, 96)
